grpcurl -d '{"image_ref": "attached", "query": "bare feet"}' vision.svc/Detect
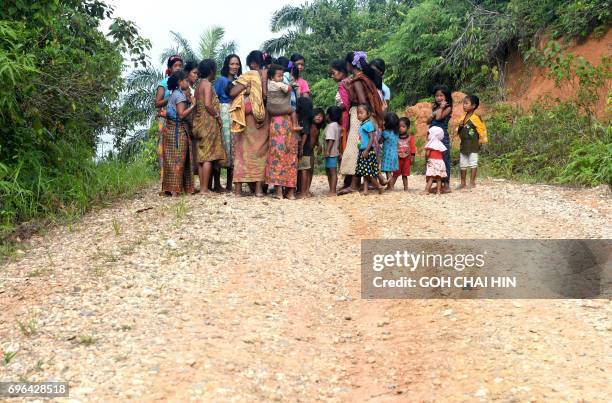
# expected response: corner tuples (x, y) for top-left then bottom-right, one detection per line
(456, 184), (467, 191)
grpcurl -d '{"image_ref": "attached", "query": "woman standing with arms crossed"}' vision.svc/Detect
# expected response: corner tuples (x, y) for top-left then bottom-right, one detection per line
(214, 54), (242, 191)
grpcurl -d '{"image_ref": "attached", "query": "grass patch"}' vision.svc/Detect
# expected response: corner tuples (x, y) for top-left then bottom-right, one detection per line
(482, 102), (611, 186)
(16, 315), (38, 336)
(78, 335), (95, 346)
(3, 351), (17, 365)
(0, 140), (158, 264)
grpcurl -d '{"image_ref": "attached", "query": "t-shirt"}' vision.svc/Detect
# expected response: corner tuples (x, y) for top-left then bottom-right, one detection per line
(358, 119), (375, 150)
(381, 82), (391, 101)
(324, 122), (341, 157)
(158, 77), (171, 100)
(214, 76), (232, 104)
(166, 89), (187, 120)
(295, 77), (310, 95)
(397, 135), (416, 158)
(458, 113), (488, 154)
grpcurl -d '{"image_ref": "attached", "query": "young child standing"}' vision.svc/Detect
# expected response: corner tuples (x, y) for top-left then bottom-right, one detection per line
(389, 117), (416, 191)
(297, 97), (314, 199)
(457, 94), (487, 189)
(423, 126), (447, 195)
(324, 106), (343, 195)
(380, 112), (400, 184)
(355, 104), (385, 195)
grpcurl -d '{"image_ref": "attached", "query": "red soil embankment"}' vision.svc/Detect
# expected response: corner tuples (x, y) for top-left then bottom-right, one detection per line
(404, 29), (611, 149)
(505, 29), (611, 116)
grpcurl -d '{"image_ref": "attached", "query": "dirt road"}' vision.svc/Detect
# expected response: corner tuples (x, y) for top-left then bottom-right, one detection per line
(1, 176), (610, 402)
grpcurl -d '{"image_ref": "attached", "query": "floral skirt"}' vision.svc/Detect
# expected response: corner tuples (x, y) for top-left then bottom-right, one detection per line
(426, 158), (448, 178)
(265, 115), (298, 187)
(355, 149), (379, 177)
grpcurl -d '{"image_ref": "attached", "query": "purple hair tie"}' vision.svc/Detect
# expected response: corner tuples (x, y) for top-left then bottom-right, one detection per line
(352, 51), (367, 67)
(288, 61), (293, 69)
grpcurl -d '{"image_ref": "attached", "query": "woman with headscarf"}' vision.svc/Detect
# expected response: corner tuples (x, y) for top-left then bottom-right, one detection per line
(229, 50), (269, 197)
(214, 54), (242, 191)
(155, 55), (183, 187)
(338, 51), (385, 195)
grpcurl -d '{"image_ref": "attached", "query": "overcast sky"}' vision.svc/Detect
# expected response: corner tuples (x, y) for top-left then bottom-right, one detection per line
(107, 0), (291, 69)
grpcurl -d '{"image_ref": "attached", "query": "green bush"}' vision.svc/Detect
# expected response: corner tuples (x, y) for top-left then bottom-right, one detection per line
(311, 78), (337, 110)
(483, 101), (611, 186)
(0, 138), (157, 240)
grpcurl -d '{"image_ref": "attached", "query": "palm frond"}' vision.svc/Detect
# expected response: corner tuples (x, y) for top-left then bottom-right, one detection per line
(262, 32), (297, 55)
(125, 67), (164, 92)
(159, 47), (180, 65)
(198, 26), (225, 60)
(217, 41), (238, 65)
(169, 31), (197, 62)
(270, 5), (305, 32)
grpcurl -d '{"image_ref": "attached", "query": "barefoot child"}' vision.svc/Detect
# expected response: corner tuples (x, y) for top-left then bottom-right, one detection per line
(310, 108), (326, 192)
(297, 97), (314, 198)
(389, 117), (415, 191)
(457, 94), (487, 189)
(380, 112), (400, 186)
(355, 104), (385, 195)
(266, 64), (301, 132)
(324, 106), (343, 195)
(424, 126), (447, 195)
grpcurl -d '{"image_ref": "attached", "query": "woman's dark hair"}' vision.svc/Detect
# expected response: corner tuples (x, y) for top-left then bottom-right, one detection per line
(198, 59), (217, 79)
(384, 112), (399, 132)
(220, 54), (242, 78)
(370, 58), (386, 76)
(312, 107), (326, 129)
(263, 52), (273, 67)
(296, 96), (313, 136)
(432, 84), (453, 108)
(466, 94), (480, 109)
(327, 106), (342, 124)
(399, 117), (411, 130)
(276, 56), (290, 72)
(267, 64), (284, 80)
(330, 59), (348, 75)
(166, 54), (183, 75)
(246, 50), (265, 69)
(345, 51), (382, 90)
(290, 53), (305, 63)
(168, 71), (187, 91)
(183, 60), (199, 74)
(357, 103), (372, 113)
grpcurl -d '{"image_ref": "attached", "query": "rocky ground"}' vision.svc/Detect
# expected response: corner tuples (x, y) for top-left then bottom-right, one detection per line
(0, 175), (610, 402)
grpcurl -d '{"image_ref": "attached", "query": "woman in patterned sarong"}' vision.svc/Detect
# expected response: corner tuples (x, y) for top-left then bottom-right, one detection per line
(229, 50), (269, 197)
(192, 59), (226, 195)
(155, 55), (184, 188)
(161, 71), (196, 195)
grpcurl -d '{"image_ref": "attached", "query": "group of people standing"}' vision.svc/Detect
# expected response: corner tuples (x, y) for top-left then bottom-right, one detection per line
(154, 49), (488, 199)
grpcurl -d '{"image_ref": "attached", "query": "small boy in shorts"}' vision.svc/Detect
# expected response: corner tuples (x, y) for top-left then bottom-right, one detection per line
(457, 94), (487, 189)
